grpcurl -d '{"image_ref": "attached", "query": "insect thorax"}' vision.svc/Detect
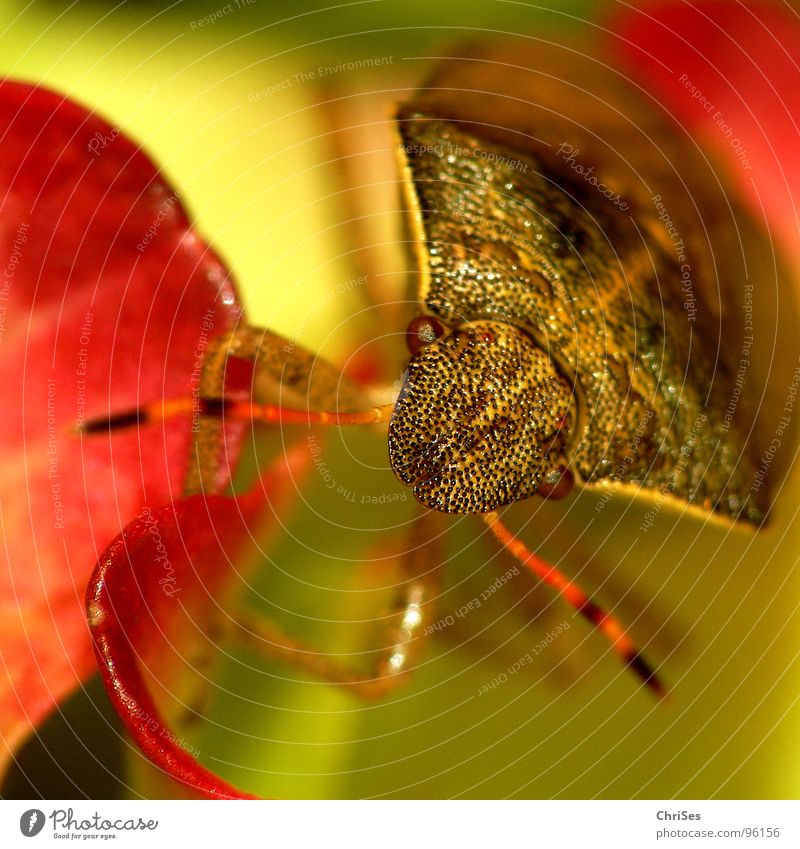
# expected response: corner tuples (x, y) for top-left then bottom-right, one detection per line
(396, 111), (766, 524)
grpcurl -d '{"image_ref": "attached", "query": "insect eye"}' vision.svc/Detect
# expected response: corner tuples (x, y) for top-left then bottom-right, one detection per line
(406, 315), (446, 354)
(538, 467), (575, 501)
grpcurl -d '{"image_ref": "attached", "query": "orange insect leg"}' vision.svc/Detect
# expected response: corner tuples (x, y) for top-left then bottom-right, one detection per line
(483, 511), (668, 700)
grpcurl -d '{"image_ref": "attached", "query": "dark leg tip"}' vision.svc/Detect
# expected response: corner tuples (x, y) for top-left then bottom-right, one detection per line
(626, 651), (670, 701)
(78, 408), (143, 434)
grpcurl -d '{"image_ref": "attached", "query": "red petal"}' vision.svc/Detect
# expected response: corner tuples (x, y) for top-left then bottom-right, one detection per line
(0, 82), (244, 767)
(610, 0), (800, 255)
(87, 446), (308, 799)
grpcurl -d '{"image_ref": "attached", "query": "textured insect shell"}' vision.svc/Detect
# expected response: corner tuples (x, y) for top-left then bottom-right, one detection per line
(392, 39), (797, 526)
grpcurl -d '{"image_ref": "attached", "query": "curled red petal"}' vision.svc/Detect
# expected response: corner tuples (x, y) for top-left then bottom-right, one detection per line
(0, 82), (245, 768)
(610, 0), (800, 256)
(88, 499), (257, 799)
(87, 445), (309, 799)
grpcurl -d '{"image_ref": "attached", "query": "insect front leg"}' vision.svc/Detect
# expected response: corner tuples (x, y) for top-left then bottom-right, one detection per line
(184, 323), (370, 495)
(186, 324), (434, 701)
(233, 509), (444, 699)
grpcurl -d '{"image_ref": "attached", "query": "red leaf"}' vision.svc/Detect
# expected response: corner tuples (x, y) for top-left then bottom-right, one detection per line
(0, 82), (244, 769)
(610, 0), (800, 256)
(87, 446), (308, 800)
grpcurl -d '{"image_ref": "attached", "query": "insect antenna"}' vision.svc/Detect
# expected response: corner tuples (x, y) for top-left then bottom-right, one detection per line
(77, 397), (395, 433)
(483, 511), (667, 700)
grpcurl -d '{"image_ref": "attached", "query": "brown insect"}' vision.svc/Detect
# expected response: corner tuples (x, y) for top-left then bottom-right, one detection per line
(85, 41), (775, 701)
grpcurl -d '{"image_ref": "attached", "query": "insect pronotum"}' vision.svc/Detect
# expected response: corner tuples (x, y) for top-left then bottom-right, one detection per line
(83, 42), (776, 700)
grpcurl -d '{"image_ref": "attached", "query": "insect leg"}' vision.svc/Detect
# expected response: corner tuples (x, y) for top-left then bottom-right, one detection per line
(76, 324), (398, 494)
(482, 511), (667, 699)
(233, 509), (443, 699)
(181, 324), (395, 494)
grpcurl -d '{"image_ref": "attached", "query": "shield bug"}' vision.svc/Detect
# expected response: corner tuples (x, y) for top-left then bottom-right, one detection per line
(81, 35), (788, 763)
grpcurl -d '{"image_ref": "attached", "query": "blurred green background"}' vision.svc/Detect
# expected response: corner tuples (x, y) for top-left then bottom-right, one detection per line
(2, 0), (800, 800)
